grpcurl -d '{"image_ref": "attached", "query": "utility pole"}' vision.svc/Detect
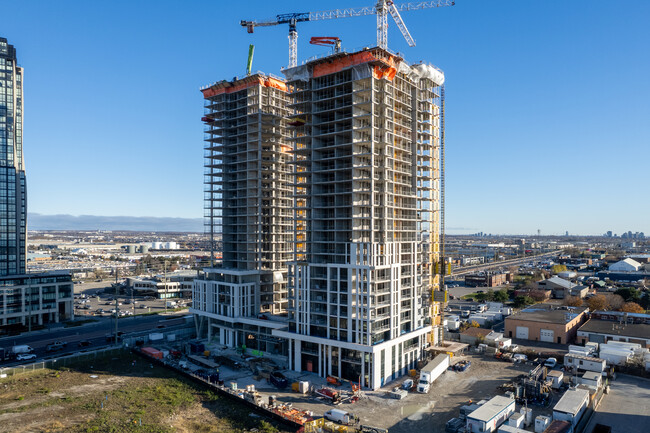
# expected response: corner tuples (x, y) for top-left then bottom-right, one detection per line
(26, 275), (32, 333)
(163, 260), (168, 314)
(114, 267), (119, 345)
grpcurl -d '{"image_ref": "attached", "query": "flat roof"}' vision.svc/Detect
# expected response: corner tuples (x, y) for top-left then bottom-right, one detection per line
(548, 370), (564, 378)
(578, 319), (650, 340)
(582, 371), (601, 381)
(507, 304), (587, 324)
(467, 396), (515, 423)
(553, 388), (589, 415)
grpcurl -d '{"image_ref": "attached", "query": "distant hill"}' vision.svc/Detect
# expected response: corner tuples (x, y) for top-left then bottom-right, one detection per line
(28, 213), (203, 232)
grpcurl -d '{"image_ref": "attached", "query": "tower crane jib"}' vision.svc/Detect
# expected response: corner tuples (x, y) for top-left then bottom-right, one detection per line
(241, 0), (454, 67)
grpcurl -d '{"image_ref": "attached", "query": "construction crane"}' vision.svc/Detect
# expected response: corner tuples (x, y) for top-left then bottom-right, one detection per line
(241, 0), (455, 68)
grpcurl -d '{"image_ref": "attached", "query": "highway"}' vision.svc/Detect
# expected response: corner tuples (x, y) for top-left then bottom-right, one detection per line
(0, 313), (191, 367)
(449, 251), (560, 277)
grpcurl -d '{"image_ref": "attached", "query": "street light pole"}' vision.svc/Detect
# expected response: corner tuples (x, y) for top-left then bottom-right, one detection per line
(163, 260), (168, 314)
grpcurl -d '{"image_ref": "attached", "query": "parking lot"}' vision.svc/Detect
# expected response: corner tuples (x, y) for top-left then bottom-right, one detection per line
(73, 281), (190, 318)
(585, 374), (650, 433)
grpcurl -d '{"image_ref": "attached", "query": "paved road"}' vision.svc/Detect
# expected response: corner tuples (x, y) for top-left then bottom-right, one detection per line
(450, 251), (559, 276)
(585, 374), (650, 433)
(0, 313), (190, 367)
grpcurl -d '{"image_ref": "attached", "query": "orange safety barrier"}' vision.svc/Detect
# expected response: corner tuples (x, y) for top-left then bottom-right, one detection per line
(202, 75), (287, 98)
(313, 50), (393, 78)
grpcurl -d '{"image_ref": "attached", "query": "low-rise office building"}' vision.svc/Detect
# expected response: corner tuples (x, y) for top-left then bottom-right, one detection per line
(577, 319), (650, 348)
(127, 270), (196, 299)
(505, 304), (588, 344)
(0, 271), (73, 333)
(465, 272), (510, 288)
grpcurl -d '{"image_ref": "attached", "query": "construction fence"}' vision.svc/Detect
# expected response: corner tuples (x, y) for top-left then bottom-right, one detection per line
(0, 346), (125, 378)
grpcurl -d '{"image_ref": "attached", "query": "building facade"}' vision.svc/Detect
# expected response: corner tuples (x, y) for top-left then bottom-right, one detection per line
(192, 49), (445, 389)
(192, 73), (292, 355)
(274, 48), (444, 389)
(0, 271), (73, 333)
(504, 304), (588, 345)
(0, 38), (27, 277)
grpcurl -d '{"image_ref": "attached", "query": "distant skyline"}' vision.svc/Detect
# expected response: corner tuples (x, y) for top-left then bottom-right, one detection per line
(3, 0), (650, 235)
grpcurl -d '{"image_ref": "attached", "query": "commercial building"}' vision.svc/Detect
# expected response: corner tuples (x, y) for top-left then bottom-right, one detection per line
(466, 395), (516, 433)
(192, 73), (292, 354)
(275, 47), (445, 389)
(536, 276), (577, 299)
(0, 37), (26, 277)
(0, 271), (73, 333)
(504, 304), (588, 344)
(552, 388), (589, 431)
(465, 272), (509, 287)
(577, 319), (650, 348)
(127, 270), (196, 299)
(608, 258), (642, 272)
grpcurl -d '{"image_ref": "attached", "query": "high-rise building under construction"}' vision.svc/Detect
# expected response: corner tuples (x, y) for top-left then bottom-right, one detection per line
(193, 73), (293, 351)
(193, 47), (444, 389)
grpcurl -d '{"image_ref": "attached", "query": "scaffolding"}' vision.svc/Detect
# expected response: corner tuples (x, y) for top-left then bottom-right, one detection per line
(284, 48), (444, 388)
(201, 73), (292, 314)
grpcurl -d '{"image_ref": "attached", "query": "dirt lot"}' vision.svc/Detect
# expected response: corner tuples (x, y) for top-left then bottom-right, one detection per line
(0, 352), (290, 433)
(208, 352), (539, 433)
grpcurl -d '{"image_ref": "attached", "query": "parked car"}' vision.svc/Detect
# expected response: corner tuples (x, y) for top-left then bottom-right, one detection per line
(17, 353), (37, 361)
(46, 341), (67, 352)
(543, 357), (557, 369)
(513, 354), (528, 363)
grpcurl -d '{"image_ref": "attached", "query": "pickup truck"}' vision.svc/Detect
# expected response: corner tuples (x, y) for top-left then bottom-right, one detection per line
(45, 341), (68, 352)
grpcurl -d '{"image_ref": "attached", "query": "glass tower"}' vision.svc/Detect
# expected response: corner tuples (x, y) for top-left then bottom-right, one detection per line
(0, 38), (26, 276)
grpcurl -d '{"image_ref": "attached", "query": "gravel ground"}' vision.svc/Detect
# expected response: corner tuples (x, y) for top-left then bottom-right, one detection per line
(196, 351), (542, 432)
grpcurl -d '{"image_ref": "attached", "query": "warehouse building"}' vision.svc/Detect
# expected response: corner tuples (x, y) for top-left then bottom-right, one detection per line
(577, 319), (650, 348)
(504, 304), (588, 344)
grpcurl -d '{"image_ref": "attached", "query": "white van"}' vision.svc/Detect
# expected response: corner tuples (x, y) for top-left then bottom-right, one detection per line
(324, 409), (355, 425)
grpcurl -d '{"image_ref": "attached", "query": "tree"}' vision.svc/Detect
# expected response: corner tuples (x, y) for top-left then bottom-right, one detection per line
(587, 294), (608, 311)
(513, 296), (535, 308)
(614, 287), (641, 303)
(470, 321), (480, 328)
(529, 290), (549, 302)
(604, 294), (624, 311)
(551, 264), (568, 274)
(493, 289), (509, 303)
(485, 289), (496, 302)
(621, 302), (644, 313)
(565, 296), (583, 307)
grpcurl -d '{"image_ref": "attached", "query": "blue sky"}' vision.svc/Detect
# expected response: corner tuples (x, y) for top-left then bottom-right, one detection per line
(4, 0), (649, 235)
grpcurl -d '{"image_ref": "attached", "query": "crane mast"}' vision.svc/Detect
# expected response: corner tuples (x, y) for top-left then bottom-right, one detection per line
(241, 0), (454, 67)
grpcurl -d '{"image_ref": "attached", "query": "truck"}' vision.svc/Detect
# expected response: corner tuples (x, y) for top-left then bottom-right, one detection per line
(324, 408), (356, 425)
(166, 301), (178, 308)
(417, 354), (450, 393)
(10, 345), (33, 355)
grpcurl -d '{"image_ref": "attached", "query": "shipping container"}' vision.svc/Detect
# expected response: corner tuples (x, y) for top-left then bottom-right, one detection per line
(141, 347), (163, 359)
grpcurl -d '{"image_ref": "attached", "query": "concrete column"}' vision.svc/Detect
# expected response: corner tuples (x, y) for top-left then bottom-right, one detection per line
(294, 339), (301, 373)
